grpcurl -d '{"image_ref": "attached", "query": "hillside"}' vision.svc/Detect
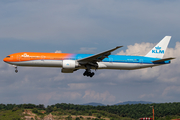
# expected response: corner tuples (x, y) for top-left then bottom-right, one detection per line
(0, 109), (132, 120)
(82, 102), (105, 106)
(0, 102), (180, 120)
(114, 101), (153, 105)
(83, 101), (153, 106)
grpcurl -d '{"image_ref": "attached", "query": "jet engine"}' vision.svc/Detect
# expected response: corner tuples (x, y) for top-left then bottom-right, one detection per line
(62, 60), (79, 69)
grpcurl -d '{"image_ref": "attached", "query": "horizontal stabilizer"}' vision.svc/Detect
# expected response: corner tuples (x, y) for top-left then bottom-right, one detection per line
(152, 57), (175, 63)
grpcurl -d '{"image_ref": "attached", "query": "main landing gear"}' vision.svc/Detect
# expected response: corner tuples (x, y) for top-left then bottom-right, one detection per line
(83, 69), (94, 77)
(83, 65), (95, 77)
(83, 69), (95, 77)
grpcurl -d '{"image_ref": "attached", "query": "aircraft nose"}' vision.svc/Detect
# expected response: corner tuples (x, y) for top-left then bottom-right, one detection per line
(3, 57), (8, 62)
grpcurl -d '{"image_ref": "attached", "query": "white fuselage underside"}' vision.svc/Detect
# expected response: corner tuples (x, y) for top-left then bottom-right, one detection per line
(7, 60), (163, 70)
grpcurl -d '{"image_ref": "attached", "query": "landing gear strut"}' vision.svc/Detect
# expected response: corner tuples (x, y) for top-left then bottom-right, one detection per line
(15, 66), (18, 73)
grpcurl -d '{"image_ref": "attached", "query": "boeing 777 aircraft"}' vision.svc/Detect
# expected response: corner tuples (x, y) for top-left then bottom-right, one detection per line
(3, 36), (175, 77)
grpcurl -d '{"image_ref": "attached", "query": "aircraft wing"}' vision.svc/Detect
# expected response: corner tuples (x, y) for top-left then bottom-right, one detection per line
(152, 57), (175, 63)
(77, 46), (123, 64)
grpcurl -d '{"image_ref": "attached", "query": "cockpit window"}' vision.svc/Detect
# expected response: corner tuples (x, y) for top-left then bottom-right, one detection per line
(6, 56), (10, 58)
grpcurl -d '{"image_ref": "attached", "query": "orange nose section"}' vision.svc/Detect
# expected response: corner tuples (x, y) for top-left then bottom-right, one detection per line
(3, 57), (8, 62)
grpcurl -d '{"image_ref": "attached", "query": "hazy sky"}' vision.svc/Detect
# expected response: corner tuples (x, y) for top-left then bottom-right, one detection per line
(0, 0), (180, 106)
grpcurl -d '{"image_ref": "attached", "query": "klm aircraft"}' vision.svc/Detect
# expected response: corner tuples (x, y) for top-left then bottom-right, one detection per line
(3, 36), (175, 77)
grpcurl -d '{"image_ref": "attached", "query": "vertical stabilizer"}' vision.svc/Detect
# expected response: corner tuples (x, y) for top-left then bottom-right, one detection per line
(145, 36), (171, 58)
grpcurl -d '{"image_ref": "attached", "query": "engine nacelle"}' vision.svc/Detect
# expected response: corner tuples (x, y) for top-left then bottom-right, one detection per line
(97, 62), (107, 68)
(62, 60), (78, 69)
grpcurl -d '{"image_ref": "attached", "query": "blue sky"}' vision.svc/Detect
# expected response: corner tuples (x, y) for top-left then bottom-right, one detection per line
(0, 0), (180, 105)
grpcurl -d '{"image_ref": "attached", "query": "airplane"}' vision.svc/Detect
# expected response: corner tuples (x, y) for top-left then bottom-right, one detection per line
(3, 36), (175, 77)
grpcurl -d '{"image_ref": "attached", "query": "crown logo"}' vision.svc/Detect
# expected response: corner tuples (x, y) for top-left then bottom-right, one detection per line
(155, 46), (161, 50)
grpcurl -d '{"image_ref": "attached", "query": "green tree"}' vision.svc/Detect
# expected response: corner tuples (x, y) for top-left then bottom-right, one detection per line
(32, 108), (38, 113)
(75, 117), (80, 120)
(89, 111), (92, 116)
(66, 115), (72, 120)
(12, 107), (18, 112)
(46, 106), (53, 114)
(53, 106), (57, 111)
(97, 113), (101, 118)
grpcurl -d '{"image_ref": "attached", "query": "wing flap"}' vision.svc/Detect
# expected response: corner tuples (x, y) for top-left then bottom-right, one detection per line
(152, 57), (175, 63)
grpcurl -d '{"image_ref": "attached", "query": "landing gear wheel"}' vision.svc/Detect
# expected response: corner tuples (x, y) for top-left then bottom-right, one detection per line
(87, 72), (91, 77)
(90, 72), (95, 77)
(83, 71), (88, 76)
(15, 70), (18, 73)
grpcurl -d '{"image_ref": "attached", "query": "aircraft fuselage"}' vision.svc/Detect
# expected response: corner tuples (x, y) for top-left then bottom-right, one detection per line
(3, 52), (169, 70)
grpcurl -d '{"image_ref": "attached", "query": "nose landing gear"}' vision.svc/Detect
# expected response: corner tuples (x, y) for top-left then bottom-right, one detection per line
(14, 66), (18, 73)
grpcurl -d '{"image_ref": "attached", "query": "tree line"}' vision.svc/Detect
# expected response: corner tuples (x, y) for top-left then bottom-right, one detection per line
(0, 102), (180, 119)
